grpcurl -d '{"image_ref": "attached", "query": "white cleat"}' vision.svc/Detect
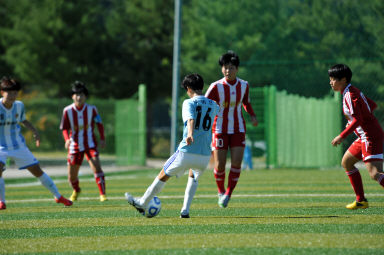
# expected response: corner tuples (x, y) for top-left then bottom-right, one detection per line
(125, 192), (145, 214)
(218, 194), (230, 208)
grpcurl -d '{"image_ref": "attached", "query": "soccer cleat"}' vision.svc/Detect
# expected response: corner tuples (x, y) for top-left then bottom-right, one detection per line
(180, 213), (190, 218)
(69, 189), (81, 202)
(346, 199), (369, 210)
(125, 192), (145, 214)
(0, 202), (6, 210)
(100, 194), (108, 202)
(218, 194), (230, 208)
(55, 196), (73, 206)
(218, 193), (224, 207)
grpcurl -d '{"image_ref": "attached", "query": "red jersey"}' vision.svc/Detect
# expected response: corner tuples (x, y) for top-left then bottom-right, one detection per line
(205, 77), (256, 134)
(340, 84), (383, 141)
(60, 103), (104, 154)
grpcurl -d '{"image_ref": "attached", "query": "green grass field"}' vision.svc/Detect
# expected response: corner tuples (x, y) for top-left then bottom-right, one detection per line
(1, 168), (384, 254)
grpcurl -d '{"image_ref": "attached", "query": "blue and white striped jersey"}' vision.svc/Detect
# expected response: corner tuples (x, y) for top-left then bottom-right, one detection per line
(178, 95), (219, 156)
(0, 99), (26, 150)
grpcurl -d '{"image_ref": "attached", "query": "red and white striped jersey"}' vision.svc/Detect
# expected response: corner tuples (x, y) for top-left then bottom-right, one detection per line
(60, 103), (103, 154)
(205, 77), (256, 134)
(341, 84), (383, 141)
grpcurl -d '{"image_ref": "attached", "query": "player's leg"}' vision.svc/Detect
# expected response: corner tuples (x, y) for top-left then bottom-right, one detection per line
(365, 161), (384, 187)
(180, 169), (202, 218)
(342, 147), (367, 209)
(27, 164), (72, 206)
(0, 162), (6, 209)
(86, 149), (107, 201)
(212, 133), (228, 197)
(67, 153), (82, 201)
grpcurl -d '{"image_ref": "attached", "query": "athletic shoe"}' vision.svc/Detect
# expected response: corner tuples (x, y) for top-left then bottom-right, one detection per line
(100, 194), (108, 202)
(0, 202), (6, 210)
(125, 192), (145, 214)
(346, 199), (369, 210)
(69, 189), (81, 202)
(180, 213), (190, 218)
(218, 193), (224, 207)
(218, 194), (230, 208)
(55, 196), (73, 206)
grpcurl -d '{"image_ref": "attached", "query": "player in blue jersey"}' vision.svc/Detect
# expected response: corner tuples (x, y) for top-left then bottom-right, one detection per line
(0, 77), (72, 210)
(125, 73), (219, 218)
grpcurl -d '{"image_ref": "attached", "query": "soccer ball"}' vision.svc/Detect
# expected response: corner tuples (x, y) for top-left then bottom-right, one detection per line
(144, 196), (161, 218)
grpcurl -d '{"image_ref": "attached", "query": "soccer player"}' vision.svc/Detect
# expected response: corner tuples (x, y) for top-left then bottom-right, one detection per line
(329, 64), (384, 209)
(0, 77), (72, 210)
(60, 81), (107, 202)
(205, 51), (258, 208)
(125, 73), (219, 218)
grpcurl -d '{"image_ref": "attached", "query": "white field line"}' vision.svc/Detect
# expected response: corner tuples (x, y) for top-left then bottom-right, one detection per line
(6, 193), (384, 203)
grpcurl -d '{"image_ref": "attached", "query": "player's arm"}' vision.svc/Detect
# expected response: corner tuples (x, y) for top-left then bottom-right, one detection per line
(21, 120), (40, 147)
(93, 107), (106, 148)
(242, 85), (258, 126)
(186, 118), (195, 145)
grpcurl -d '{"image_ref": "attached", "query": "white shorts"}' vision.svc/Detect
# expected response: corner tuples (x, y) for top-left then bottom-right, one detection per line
(163, 150), (211, 178)
(0, 147), (39, 170)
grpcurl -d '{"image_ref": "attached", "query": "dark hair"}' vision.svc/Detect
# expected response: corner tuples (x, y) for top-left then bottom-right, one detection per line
(181, 73), (204, 91)
(328, 64), (352, 83)
(218, 50), (240, 67)
(71, 81), (89, 96)
(0, 76), (21, 91)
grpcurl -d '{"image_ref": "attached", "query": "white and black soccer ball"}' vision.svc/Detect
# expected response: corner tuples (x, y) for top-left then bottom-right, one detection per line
(144, 196), (161, 218)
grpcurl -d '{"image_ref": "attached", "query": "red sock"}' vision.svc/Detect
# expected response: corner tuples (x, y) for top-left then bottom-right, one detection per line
(346, 168), (365, 201)
(95, 172), (106, 195)
(214, 168), (226, 194)
(226, 166), (241, 197)
(378, 174), (384, 188)
(70, 179), (81, 192)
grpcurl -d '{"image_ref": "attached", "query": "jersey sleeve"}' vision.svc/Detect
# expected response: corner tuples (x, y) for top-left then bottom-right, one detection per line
(205, 84), (220, 103)
(340, 92), (364, 138)
(182, 100), (194, 123)
(19, 102), (26, 122)
(92, 106), (102, 123)
(60, 109), (70, 130)
(242, 84), (256, 117)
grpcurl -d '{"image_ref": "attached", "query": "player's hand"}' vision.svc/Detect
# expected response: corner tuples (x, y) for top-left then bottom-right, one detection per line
(99, 140), (106, 149)
(65, 139), (71, 149)
(186, 136), (194, 145)
(331, 135), (343, 147)
(251, 116), (258, 127)
(33, 133), (40, 147)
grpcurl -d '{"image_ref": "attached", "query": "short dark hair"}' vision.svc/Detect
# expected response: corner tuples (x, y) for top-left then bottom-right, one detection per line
(328, 64), (352, 83)
(219, 50), (240, 67)
(71, 81), (89, 96)
(181, 73), (204, 91)
(0, 76), (21, 91)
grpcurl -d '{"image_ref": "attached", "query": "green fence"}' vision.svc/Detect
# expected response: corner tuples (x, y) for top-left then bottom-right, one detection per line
(247, 86), (342, 168)
(115, 84), (147, 166)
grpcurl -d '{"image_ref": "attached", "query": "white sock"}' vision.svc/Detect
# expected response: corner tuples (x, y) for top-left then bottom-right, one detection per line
(139, 177), (165, 206)
(181, 176), (198, 215)
(38, 173), (61, 199)
(0, 177), (5, 203)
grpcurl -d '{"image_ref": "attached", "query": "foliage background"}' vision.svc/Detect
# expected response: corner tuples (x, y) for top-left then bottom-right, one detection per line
(0, 0), (383, 156)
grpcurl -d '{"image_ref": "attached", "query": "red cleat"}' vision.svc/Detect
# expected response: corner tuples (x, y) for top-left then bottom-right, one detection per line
(0, 202), (6, 210)
(55, 196), (73, 206)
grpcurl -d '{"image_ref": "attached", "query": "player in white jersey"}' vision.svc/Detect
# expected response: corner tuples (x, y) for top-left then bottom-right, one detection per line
(125, 73), (219, 218)
(0, 77), (72, 210)
(60, 81), (107, 202)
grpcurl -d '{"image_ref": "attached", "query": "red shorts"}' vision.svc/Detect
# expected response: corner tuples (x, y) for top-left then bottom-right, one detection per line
(212, 133), (246, 150)
(348, 138), (383, 162)
(67, 148), (99, 165)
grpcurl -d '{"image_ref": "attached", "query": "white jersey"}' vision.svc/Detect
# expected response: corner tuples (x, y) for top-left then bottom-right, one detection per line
(0, 99), (27, 151)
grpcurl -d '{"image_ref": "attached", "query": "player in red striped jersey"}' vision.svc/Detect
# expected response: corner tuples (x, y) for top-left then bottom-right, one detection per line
(329, 64), (384, 209)
(205, 51), (258, 208)
(60, 81), (107, 202)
